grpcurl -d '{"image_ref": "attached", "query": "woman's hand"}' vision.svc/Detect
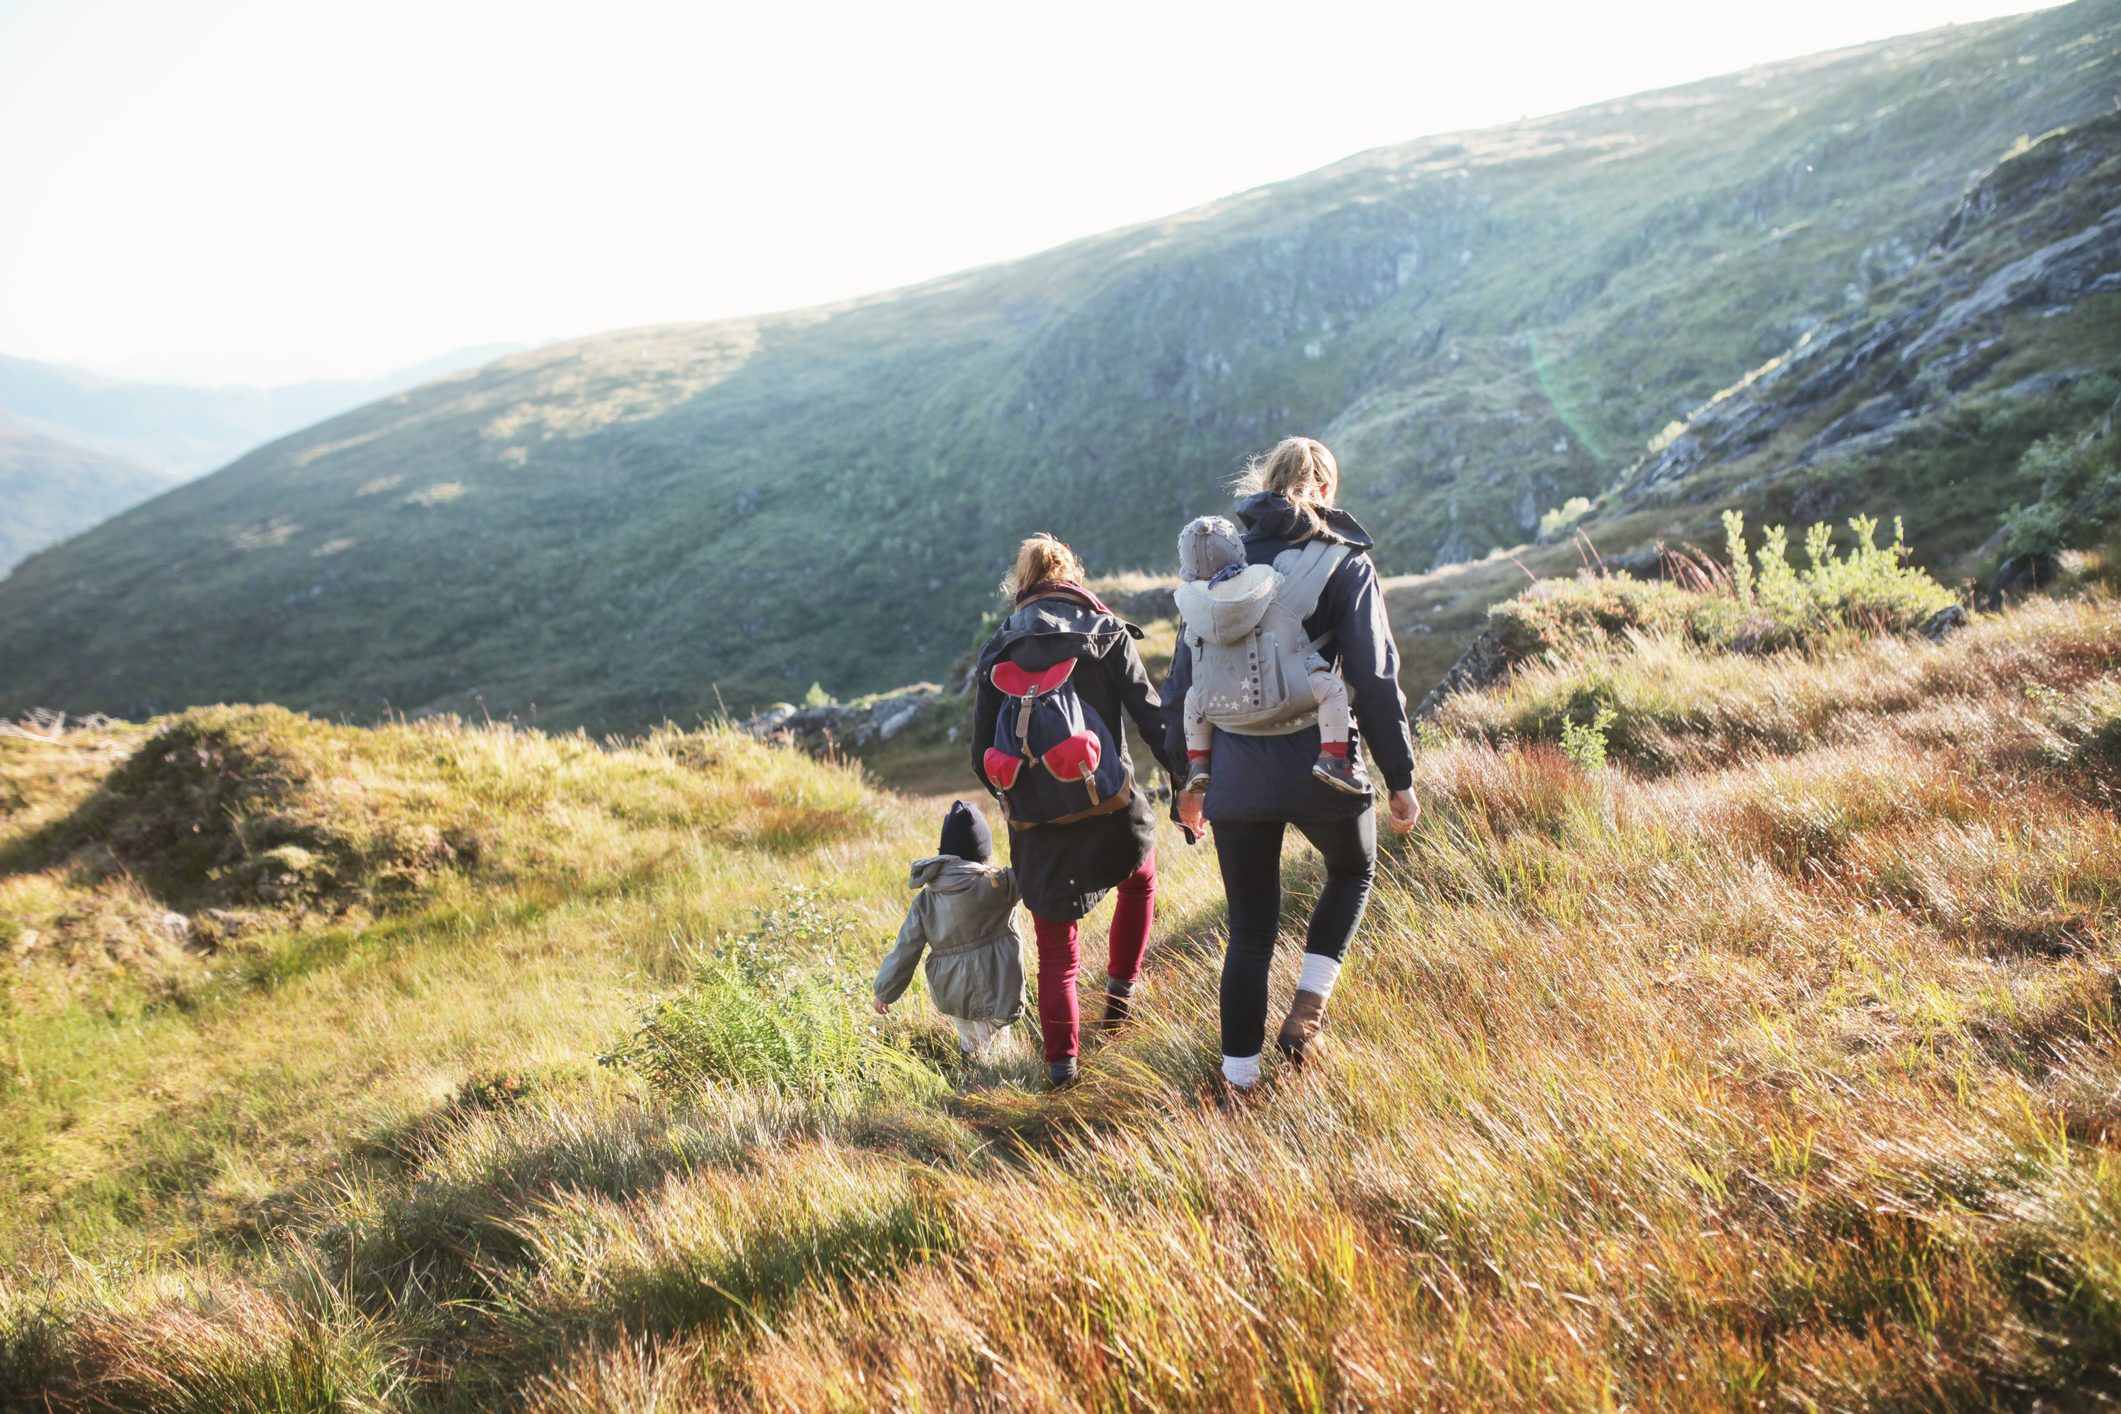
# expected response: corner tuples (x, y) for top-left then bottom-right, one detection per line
(1386, 788), (1420, 835)
(1177, 787), (1208, 838)
(871, 999), (890, 1015)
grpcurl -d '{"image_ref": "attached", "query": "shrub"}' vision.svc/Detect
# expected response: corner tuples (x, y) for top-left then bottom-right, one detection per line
(602, 890), (892, 1098)
(1538, 497), (1593, 541)
(1488, 510), (1956, 666)
(1560, 706), (1617, 772)
(1998, 389), (2120, 562)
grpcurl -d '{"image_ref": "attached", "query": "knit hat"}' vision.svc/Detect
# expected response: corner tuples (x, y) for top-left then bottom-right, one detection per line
(938, 799), (993, 863)
(1177, 515), (1246, 583)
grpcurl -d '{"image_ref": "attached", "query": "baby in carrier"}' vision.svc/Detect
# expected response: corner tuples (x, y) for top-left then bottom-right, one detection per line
(1175, 515), (1361, 796)
(872, 800), (1027, 1057)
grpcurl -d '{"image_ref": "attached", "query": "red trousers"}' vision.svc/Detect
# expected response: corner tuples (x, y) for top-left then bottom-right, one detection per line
(1029, 854), (1156, 1063)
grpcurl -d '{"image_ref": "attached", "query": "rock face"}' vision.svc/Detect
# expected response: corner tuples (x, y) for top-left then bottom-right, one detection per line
(1621, 115), (2121, 510)
(743, 685), (944, 756)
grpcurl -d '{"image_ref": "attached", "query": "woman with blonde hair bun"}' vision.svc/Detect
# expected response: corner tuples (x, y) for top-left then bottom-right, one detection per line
(970, 533), (1175, 1088)
(1162, 436), (1420, 1098)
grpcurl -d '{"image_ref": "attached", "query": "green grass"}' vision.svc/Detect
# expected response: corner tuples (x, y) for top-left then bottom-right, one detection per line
(5, 591), (2121, 1408)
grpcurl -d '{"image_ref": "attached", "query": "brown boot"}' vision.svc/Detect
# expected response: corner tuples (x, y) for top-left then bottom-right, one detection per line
(1276, 989), (1329, 1064)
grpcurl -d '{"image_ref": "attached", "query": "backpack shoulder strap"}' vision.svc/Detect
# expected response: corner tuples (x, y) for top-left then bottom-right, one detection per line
(1272, 539), (1352, 627)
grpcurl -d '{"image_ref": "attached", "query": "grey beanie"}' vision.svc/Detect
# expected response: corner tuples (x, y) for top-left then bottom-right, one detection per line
(1177, 515), (1246, 582)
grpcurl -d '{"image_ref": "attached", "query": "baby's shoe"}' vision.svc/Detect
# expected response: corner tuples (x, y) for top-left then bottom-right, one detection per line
(1048, 1057), (1079, 1090)
(1311, 752), (1365, 795)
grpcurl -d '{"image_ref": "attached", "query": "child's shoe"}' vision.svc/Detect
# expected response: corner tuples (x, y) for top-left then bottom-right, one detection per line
(1275, 989), (1329, 1064)
(1048, 1057), (1079, 1089)
(1311, 752), (1365, 795)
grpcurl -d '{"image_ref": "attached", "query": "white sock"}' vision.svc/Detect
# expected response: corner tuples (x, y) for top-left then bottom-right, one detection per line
(1297, 953), (1343, 1000)
(1221, 1053), (1261, 1088)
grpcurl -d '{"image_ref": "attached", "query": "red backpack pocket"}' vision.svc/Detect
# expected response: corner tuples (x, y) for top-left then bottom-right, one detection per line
(1039, 731), (1101, 784)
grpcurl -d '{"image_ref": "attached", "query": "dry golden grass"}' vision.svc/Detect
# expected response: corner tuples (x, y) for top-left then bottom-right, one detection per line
(5, 595), (2120, 1409)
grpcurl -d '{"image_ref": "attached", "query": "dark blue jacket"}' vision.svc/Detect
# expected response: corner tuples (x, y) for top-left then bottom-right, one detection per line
(1160, 492), (1415, 824)
(971, 586), (1175, 920)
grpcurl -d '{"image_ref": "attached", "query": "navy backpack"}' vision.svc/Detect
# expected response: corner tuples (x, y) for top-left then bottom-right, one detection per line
(982, 654), (1132, 829)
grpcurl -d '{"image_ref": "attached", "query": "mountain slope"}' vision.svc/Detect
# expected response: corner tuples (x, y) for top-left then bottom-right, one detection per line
(0, 3), (2116, 729)
(0, 343), (525, 478)
(0, 415), (176, 575)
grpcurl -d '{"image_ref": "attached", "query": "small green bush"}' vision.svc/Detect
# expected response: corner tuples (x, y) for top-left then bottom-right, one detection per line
(1997, 388), (2119, 562)
(602, 890), (886, 1098)
(1560, 706), (1617, 772)
(1491, 511), (1956, 662)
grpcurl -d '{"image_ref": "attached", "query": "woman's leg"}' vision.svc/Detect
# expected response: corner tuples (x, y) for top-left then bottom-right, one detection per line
(1030, 912), (1083, 1065)
(1215, 820), (1287, 1079)
(1276, 812), (1378, 1059)
(1292, 811), (1378, 973)
(1105, 852), (1156, 984)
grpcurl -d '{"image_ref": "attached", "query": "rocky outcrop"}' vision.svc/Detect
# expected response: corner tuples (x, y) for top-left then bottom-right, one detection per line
(1413, 628), (1515, 719)
(1622, 117), (2121, 509)
(743, 684), (945, 755)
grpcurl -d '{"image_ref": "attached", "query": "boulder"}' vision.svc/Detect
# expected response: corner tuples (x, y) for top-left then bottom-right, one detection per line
(742, 684), (945, 756)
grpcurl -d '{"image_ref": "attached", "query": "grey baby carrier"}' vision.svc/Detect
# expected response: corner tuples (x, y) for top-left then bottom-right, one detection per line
(1174, 539), (1350, 735)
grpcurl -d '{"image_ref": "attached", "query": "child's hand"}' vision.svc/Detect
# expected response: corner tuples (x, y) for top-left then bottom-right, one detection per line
(872, 1000), (889, 1015)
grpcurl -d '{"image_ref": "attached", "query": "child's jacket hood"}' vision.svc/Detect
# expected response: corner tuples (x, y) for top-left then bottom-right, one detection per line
(908, 855), (1004, 893)
(1173, 563), (1279, 646)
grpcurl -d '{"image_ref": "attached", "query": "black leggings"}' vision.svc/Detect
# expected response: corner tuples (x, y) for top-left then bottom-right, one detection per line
(1215, 812), (1377, 1059)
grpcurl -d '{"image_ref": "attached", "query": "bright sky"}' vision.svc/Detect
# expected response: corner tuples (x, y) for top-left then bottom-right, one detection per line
(0, 0), (2053, 388)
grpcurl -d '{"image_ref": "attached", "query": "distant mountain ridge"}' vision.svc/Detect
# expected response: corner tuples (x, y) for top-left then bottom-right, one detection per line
(0, 1), (2115, 728)
(0, 344), (527, 477)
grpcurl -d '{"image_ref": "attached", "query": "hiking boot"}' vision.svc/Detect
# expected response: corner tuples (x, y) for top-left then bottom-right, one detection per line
(1048, 1058), (1079, 1090)
(1183, 763), (1212, 793)
(1095, 979), (1136, 1033)
(1311, 752), (1365, 795)
(1276, 989), (1329, 1064)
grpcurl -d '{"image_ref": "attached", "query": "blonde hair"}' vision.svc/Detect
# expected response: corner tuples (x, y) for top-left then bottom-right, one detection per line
(1234, 436), (1341, 538)
(1002, 532), (1086, 599)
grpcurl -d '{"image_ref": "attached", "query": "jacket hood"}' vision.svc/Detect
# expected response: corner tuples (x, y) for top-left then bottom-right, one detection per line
(1235, 491), (1376, 553)
(909, 855), (1004, 892)
(1174, 563), (1278, 645)
(978, 589), (1142, 674)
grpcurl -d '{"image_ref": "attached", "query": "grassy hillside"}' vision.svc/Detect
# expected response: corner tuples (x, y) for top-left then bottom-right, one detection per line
(1, 3), (2116, 730)
(0, 415), (175, 575)
(3, 578), (2119, 1407)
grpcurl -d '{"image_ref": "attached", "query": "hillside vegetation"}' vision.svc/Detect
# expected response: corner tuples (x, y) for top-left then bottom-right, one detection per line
(0, 415), (174, 575)
(1, 3), (2116, 729)
(4, 578), (2119, 1407)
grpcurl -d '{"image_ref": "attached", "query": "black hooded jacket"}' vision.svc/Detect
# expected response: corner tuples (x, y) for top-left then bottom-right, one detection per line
(1160, 492), (1416, 824)
(970, 586), (1176, 921)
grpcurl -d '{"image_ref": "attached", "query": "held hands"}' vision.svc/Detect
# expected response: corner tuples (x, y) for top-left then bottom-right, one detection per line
(1176, 786), (1208, 839)
(1386, 787), (1421, 836)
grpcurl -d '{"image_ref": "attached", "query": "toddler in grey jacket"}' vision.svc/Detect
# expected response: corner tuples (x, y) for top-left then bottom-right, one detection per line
(873, 800), (1027, 1057)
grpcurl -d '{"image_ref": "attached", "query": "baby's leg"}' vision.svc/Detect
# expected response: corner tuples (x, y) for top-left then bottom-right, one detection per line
(1311, 667), (1351, 751)
(1184, 689), (1212, 758)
